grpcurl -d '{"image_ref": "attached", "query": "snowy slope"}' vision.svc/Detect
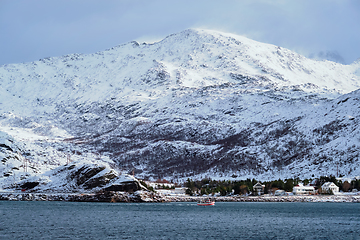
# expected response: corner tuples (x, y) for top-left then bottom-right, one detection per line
(1, 29), (360, 189)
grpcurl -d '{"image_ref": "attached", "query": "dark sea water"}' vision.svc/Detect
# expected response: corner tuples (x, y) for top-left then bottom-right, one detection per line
(1, 201), (360, 240)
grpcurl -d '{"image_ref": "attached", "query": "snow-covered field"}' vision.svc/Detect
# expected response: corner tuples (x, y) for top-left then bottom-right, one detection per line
(1, 29), (360, 191)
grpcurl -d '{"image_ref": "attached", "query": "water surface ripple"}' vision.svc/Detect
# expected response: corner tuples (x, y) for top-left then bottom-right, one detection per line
(1, 201), (359, 239)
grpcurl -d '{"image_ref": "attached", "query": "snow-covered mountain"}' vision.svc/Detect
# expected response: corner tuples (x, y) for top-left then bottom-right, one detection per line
(1, 29), (360, 190)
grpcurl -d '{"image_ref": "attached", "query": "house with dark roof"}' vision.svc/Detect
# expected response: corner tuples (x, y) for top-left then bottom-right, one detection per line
(253, 182), (265, 195)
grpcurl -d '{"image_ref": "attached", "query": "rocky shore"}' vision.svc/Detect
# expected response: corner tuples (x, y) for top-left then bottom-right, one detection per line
(0, 190), (163, 202)
(1, 191), (360, 203)
(165, 195), (360, 203)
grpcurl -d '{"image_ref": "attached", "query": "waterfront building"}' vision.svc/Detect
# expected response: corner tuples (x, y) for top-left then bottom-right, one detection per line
(253, 182), (265, 195)
(321, 182), (339, 194)
(292, 183), (315, 195)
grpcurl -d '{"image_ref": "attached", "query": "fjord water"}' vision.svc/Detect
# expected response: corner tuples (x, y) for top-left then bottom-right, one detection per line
(1, 201), (359, 239)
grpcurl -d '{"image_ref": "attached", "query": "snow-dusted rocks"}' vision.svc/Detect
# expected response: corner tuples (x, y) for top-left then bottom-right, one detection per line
(13, 160), (145, 193)
(1, 29), (360, 187)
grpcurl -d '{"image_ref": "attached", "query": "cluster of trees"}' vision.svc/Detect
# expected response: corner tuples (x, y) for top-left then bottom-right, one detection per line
(313, 175), (360, 193)
(185, 178), (255, 196)
(184, 176), (360, 196)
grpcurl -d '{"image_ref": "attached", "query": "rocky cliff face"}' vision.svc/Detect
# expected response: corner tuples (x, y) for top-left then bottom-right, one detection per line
(1, 29), (360, 188)
(6, 159), (144, 193)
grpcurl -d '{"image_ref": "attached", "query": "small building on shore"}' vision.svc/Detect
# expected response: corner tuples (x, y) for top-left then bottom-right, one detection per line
(293, 183), (315, 195)
(321, 182), (339, 194)
(145, 179), (175, 189)
(274, 190), (286, 196)
(156, 187), (187, 196)
(253, 182), (265, 195)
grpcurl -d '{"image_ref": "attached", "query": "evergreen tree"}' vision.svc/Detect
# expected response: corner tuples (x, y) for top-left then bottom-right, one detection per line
(284, 179), (294, 192)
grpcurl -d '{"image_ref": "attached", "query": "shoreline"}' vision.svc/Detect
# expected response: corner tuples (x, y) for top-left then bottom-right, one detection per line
(166, 195), (360, 203)
(1, 191), (360, 203)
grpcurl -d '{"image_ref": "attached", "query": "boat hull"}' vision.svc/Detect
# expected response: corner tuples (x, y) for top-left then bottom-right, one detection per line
(197, 201), (215, 206)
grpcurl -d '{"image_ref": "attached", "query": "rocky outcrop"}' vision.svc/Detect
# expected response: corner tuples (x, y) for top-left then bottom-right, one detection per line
(12, 160), (146, 193)
(104, 181), (142, 192)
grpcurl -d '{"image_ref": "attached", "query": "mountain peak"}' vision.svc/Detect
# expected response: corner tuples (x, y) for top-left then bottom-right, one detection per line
(1, 29), (360, 186)
(140, 28), (359, 93)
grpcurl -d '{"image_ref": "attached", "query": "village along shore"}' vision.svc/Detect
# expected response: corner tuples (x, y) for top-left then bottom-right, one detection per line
(1, 190), (360, 203)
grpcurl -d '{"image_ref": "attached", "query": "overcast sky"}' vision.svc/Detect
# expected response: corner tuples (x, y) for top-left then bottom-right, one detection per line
(1, 0), (359, 65)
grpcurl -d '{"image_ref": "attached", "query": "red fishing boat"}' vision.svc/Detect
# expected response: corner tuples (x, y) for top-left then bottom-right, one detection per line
(197, 198), (215, 206)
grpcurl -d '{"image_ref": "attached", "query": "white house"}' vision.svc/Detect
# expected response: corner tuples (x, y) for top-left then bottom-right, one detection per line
(156, 187), (187, 196)
(145, 180), (175, 189)
(321, 182), (339, 194)
(253, 182), (265, 195)
(293, 183), (315, 195)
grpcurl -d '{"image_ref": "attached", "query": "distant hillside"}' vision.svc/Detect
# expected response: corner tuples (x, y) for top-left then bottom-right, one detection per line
(1, 29), (360, 190)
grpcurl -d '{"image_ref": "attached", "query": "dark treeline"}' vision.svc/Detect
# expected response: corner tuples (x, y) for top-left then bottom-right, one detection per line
(184, 175), (360, 196)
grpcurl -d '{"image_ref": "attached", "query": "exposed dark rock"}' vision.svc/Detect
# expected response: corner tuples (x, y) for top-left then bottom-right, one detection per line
(82, 170), (118, 189)
(0, 143), (13, 152)
(20, 182), (39, 190)
(104, 181), (141, 192)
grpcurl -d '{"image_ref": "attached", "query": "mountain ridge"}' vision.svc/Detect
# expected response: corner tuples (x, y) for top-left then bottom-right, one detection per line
(1, 29), (360, 190)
